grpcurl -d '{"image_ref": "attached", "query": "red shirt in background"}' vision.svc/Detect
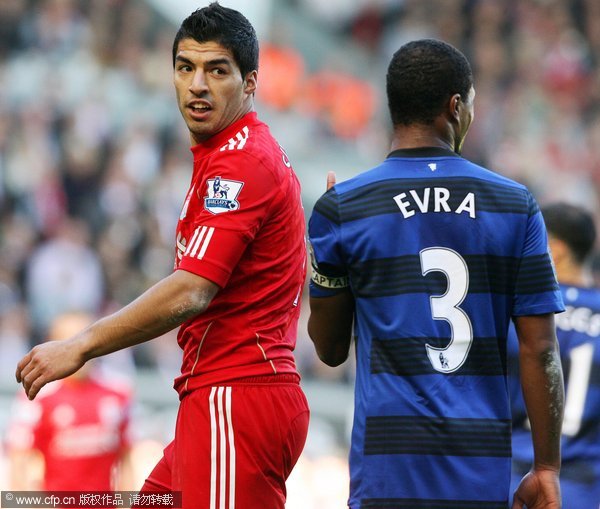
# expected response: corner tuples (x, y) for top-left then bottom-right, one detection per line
(6, 377), (131, 491)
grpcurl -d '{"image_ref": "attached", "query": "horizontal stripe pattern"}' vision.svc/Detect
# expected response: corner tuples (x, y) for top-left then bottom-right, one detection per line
(370, 337), (504, 376)
(364, 415), (511, 457)
(315, 177), (538, 225)
(514, 254), (559, 294)
(360, 498), (508, 509)
(349, 254), (557, 298)
(313, 189), (340, 223)
(336, 178), (532, 223)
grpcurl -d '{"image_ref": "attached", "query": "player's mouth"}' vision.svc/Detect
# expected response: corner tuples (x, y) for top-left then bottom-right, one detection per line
(188, 102), (213, 120)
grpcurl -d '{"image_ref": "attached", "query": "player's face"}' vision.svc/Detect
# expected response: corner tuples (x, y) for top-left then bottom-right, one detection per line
(173, 39), (257, 145)
(455, 86), (475, 154)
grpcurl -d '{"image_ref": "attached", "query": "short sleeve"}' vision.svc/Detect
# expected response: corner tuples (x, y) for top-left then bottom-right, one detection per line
(512, 193), (564, 316)
(308, 188), (350, 297)
(178, 150), (278, 288)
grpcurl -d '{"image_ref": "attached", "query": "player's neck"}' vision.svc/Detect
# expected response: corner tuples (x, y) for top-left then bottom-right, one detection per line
(390, 125), (456, 153)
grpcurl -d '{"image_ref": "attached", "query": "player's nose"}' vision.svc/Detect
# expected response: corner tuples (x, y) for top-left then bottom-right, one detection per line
(189, 71), (209, 95)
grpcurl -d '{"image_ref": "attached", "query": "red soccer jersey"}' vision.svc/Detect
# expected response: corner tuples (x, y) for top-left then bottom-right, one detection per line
(6, 377), (131, 491)
(173, 112), (306, 395)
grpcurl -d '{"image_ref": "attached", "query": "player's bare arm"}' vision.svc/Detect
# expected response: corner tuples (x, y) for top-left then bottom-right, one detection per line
(512, 313), (564, 509)
(16, 269), (219, 400)
(306, 169), (351, 366)
(308, 290), (354, 366)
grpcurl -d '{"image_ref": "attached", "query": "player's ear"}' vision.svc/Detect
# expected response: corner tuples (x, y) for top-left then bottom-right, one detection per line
(244, 70), (258, 96)
(449, 93), (461, 123)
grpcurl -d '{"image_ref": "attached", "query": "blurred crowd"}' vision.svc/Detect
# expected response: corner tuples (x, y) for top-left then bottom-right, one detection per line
(1, 0), (599, 504)
(1, 0), (600, 387)
(301, 0), (600, 205)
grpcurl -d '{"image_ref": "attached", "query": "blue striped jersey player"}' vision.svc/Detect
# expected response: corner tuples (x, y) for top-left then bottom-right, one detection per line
(307, 39), (565, 509)
(508, 203), (600, 509)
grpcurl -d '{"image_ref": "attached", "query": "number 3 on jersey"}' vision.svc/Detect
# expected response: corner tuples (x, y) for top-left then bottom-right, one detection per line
(420, 247), (474, 373)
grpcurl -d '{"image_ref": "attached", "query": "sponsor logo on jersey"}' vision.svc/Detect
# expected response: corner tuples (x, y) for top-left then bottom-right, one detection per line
(204, 176), (244, 214)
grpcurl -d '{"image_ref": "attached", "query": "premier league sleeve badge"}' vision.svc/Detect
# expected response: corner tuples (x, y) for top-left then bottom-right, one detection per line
(203, 176), (244, 214)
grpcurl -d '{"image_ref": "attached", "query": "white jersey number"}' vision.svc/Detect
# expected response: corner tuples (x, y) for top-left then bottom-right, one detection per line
(562, 342), (594, 436)
(420, 247), (474, 373)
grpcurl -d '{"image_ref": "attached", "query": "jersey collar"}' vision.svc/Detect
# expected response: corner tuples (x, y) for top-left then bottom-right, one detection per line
(190, 111), (260, 160)
(387, 146), (460, 159)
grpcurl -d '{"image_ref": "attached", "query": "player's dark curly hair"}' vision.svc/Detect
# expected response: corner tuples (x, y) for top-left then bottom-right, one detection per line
(386, 39), (473, 126)
(542, 202), (596, 263)
(172, 2), (258, 77)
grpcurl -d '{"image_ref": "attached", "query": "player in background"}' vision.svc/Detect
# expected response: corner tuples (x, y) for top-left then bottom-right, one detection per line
(6, 312), (133, 492)
(509, 202), (600, 508)
(308, 39), (565, 509)
(15, 3), (309, 508)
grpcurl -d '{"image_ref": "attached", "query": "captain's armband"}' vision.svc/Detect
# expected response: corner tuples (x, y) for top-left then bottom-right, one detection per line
(311, 267), (349, 289)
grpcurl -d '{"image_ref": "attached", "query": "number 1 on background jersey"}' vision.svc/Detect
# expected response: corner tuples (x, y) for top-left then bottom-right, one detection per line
(420, 247), (474, 373)
(563, 342), (594, 436)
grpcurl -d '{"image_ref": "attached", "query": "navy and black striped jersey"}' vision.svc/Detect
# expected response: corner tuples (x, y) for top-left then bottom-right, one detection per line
(308, 147), (564, 508)
(509, 284), (600, 508)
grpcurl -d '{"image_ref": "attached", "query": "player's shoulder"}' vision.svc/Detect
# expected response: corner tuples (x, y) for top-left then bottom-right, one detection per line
(209, 117), (288, 178)
(343, 157), (534, 213)
(458, 159), (529, 191)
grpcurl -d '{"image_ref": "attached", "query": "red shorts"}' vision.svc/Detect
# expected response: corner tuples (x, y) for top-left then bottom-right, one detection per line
(141, 375), (309, 509)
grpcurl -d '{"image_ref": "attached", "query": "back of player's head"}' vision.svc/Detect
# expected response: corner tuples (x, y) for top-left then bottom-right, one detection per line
(386, 39), (473, 126)
(542, 202), (596, 264)
(172, 2), (259, 78)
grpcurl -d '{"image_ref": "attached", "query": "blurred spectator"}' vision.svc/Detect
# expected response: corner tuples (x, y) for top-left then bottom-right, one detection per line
(258, 42), (306, 110)
(5, 312), (134, 491)
(24, 217), (104, 338)
(302, 70), (377, 139)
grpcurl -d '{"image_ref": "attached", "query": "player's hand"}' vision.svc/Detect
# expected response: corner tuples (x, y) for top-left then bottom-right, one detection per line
(511, 468), (561, 508)
(327, 171), (336, 191)
(16, 339), (85, 400)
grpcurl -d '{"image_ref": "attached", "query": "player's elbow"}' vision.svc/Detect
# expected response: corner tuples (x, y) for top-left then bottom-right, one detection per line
(308, 318), (352, 366)
(183, 287), (214, 316)
(317, 348), (348, 367)
(167, 270), (220, 323)
(309, 333), (349, 367)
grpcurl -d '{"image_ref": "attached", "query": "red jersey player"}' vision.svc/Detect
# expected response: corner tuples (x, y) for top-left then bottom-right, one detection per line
(7, 312), (132, 492)
(15, 4), (309, 508)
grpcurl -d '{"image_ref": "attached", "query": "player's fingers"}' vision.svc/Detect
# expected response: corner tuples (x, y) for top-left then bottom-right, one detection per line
(22, 366), (46, 400)
(15, 351), (34, 383)
(26, 376), (47, 400)
(326, 171), (336, 191)
(21, 366), (39, 398)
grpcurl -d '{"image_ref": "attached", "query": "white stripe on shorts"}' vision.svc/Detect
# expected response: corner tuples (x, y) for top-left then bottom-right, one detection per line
(209, 386), (236, 509)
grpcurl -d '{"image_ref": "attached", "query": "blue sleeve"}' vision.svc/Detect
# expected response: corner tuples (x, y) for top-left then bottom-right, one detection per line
(512, 192), (564, 316)
(308, 188), (349, 298)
